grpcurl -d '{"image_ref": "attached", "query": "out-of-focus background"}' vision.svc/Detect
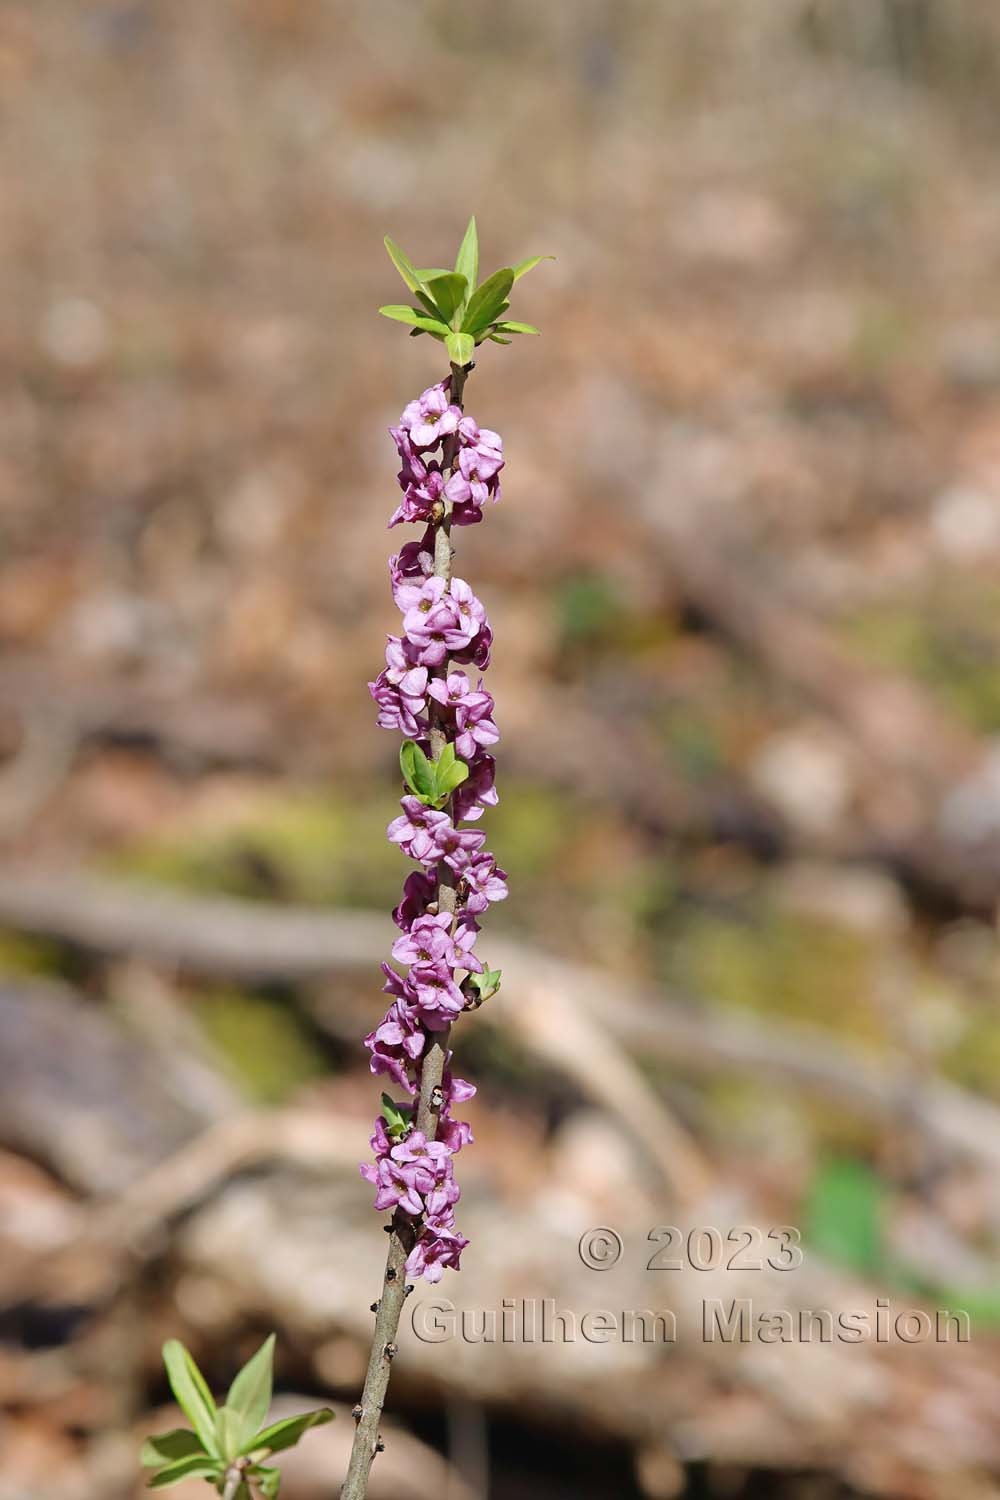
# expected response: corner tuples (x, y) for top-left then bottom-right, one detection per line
(4, 2), (1000, 1497)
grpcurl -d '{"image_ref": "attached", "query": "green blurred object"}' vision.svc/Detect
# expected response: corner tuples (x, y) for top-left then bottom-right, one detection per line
(804, 1157), (886, 1274)
(197, 990), (325, 1104)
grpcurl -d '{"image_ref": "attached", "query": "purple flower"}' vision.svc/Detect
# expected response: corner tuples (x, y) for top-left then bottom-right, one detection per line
(390, 529), (435, 588)
(387, 796), (452, 866)
(437, 1111), (474, 1152)
(445, 440), (504, 515)
(368, 636), (429, 734)
(389, 467), (445, 530)
(452, 619), (493, 671)
(364, 997), (424, 1092)
(427, 671), (499, 761)
(390, 425), (427, 489)
(400, 383), (462, 450)
(392, 870), (437, 931)
(452, 752), (498, 822)
(437, 1063), (476, 1151)
(391, 1130), (453, 1190)
(405, 1218), (469, 1283)
(391, 911), (481, 973)
(362, 1127), (461, 1220)
(437, 823), (487, 874)
(452, 850), (509, 914)
(394, 575), (485, 666)
(409, 958), (465, 1019)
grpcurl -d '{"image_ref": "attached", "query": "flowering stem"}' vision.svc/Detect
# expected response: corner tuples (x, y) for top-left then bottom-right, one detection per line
(416, 360), (466, 1139)
(341, 362), (469, 1500)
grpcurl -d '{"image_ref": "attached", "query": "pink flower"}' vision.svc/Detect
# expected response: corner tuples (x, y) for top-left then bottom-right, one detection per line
(390, 529), (435, 588)
(368, 636), (429, 734)
(405, 1219), (469, 1282)
(452, 752), (498, 822)
(392, 870), (436, 931)
(386, 796), (452, 866)
(427, 671), (499, 760)
(392, 911), (477, 970)
(389, 467), (445, 530)
(395, 575), (486, 667)
(400, 383), (462, 450)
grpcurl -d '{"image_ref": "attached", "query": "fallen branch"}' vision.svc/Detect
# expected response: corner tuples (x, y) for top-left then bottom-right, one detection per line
(0, 871), (998, 1177)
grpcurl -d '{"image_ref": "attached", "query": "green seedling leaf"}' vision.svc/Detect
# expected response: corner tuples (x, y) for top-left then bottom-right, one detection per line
(414, 268), (451, 280)
(225, 1335), (275, 1451)
(245, 1407), (335, 1459)
(445, 330), (475, 367)
(400, 740), (437, 803)
(454, 216), (479, 295)
(162, 1341), (219, 1456)
(378, 306), (450, 336)
(495, 321), (540, 335)
(512, 254), (554, 281)
(147, 1454), (222, 1489)
(487, 333), (512, 345)
(462, 268), (514, 335)
(141, 1431), (207, 1468)
(423, 271), (467, 326)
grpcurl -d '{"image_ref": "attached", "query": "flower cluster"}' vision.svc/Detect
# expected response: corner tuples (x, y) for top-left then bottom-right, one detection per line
(363, 379), (507, 1282)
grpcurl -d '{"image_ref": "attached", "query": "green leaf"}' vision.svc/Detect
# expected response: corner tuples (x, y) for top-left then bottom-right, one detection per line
(380, 1094), (412, 1139)
(400, 740), (436, 804)
(147, 1454), (222, 1488)
(494, 321), (540, 336)
(454, 216), (479, 295)
(462, 268), (514, 334)
(252, 1466), (282, 1499)
(162, 1341), (219, 1456)
(469, 967), (502, 1001)
(383, 236), (423, 296)
(511, 254), (554, 281)
(141, 1430), (208, 1468)
(433, 743), (470, 799)
(378, 306), (450, 336)
(245, 1408), (334, 1458)
(486, 334), (512, 345)
(226, 1335), (275, 1451)
(215, 1405), (245, 1463)
(414, 268), (451, 280)
(445, 330), (475, 367)
(422, 271), (467, 326)
(383, 237), (442, 320)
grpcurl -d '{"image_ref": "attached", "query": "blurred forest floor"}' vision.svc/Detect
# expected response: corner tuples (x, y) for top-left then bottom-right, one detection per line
(3, 3), (1000, 1498)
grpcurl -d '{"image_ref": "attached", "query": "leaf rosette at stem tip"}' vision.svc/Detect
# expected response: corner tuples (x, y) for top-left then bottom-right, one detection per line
(142, 1337), (333, 1496)
(378, 216), (551, 363)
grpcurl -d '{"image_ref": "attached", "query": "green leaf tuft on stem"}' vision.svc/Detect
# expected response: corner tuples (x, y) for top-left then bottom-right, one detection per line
(380, 223), (550, 353)
(400, 739), (469, 807)
(144, 1337), (332, 1497)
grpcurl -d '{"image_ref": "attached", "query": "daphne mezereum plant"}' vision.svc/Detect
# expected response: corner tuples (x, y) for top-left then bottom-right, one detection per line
(342, 220), (548, 1498)
(142, 1336), (332, 1496)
